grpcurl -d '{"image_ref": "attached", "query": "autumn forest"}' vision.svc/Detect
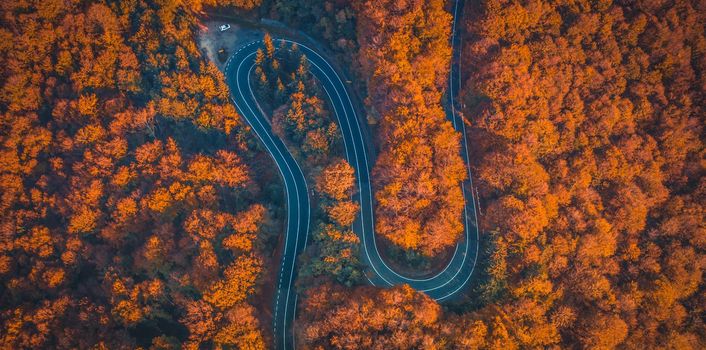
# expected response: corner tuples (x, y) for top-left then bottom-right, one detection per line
(1, 0), (704, 349)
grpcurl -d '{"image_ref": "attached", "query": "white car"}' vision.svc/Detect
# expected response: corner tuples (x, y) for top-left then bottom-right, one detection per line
(219, 24), (231, 32)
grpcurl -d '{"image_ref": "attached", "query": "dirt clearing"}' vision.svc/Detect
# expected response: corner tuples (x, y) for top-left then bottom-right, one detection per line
(197, 19), (262, 71)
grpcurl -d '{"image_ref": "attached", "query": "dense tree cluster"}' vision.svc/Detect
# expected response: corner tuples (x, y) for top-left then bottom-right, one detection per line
(290, 0), (704, 348)
(354, 0), (467, 257)
(0, 0), (273, 348)
(300, 159), (362, 287)
(3, 0), (704, 348)
(296, 282), (530, 349)
(264, 0), (357, 68)
(458, 0), (705, 348)
(255, 35), (342, 165)
(249, 35), (362, 288)
(297, 283), (443, 349)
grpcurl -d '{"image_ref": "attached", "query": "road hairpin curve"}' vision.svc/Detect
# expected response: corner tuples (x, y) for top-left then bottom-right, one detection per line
(224, 1), (477, 348)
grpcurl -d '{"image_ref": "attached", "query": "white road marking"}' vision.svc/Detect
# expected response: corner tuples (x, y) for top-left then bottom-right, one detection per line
(223, 4), (479, 343)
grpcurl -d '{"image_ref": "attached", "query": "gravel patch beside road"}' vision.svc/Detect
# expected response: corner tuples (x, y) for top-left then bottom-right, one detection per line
(197, 20), (261, 72)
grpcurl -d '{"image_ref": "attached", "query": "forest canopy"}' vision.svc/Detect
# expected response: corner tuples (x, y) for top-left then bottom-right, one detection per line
(458, 0), (705, 347)
(355, 0), (467, 257)
(285, 0), (706, 348)
(0, 0), (273, 348)
(1, 0), (704, 348)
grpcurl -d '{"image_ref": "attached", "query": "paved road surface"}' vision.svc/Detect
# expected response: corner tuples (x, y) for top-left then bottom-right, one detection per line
(224, 0), (478, 348)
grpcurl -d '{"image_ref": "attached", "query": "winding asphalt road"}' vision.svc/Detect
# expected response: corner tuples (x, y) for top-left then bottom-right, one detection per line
(224, 0), (478, 348)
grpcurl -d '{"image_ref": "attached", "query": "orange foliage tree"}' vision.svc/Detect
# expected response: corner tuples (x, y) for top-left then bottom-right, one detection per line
(459, 0), (706, 347)
(297, 284), (443, 349)
(354, 0), (466, 256)
(0, 0), (272, 348)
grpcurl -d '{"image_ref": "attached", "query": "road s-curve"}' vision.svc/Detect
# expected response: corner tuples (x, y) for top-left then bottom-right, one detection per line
(225, 41), (310, 350)
(224, 0), (477, 348)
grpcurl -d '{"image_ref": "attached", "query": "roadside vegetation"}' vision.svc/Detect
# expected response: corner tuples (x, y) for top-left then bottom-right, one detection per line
(460, 0), (705, 347)
(249, 34), (364, 289)
(355, 0), (467, 263)
(1, 0), (703, 348)
(263, 0), (358, 69)
(0, 0), (274, 348)
(264, 0), (468, 268)
(267, 0), (705, 348)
